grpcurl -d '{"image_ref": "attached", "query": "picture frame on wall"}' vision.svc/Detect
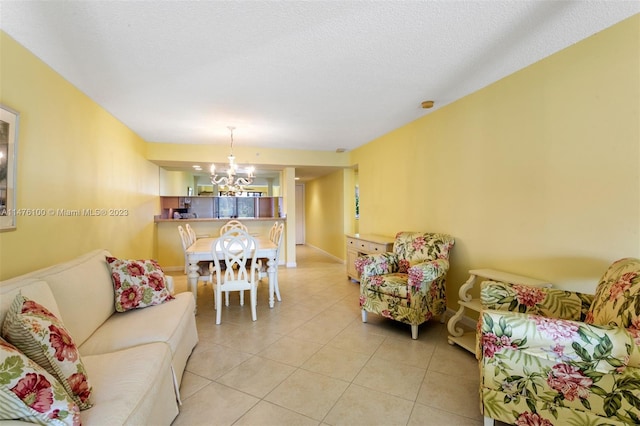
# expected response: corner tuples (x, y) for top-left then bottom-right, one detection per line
(0, 104), (20, 231)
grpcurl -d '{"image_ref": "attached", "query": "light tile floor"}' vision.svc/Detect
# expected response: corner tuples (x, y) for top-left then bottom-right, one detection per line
(170, 245), (506, 426)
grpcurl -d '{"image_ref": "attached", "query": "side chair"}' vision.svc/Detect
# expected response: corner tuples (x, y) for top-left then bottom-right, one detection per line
(357, 231), (455, 339)
(211, 228), (259, 325)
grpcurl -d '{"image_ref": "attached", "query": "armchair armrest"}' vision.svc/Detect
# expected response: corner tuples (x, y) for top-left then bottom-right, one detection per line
(481, 280), (594, 321)
(480, 310), (640, 373)
(357, 252), (399, 277)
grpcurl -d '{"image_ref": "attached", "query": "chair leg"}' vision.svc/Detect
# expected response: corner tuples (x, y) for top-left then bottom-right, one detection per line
(274, 275), (281, 302)
(411, 325), (418, 340)
(361, 310), (367, 323)
(225, 291), (230, 306)
(215, 289), (222, 325)
(239, 290), (244, 306)
(483, 417), (495, 426)
(250, 288), (257, 322)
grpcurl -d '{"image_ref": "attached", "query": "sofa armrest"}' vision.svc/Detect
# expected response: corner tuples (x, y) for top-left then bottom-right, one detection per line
(357, 252), (399, 278)
(481, 280), (594, 321)
(165, 275), (175, 295)
(479, 309), (640, 373)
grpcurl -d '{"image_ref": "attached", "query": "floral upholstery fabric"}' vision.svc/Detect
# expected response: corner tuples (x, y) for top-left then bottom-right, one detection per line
(106, 256), (174, 312)
(0, 337), (81, 426)
(481, 280), (594, 321)
(392, 232), (454, 269)
(479, 259), (640, 425)
(1, 294), (93, 410)
(586, 258), (640, 328)
(358, 232), (454, 333)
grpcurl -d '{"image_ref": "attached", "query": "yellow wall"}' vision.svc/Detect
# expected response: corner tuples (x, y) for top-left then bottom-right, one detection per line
(159, 169), (194, 196)
(305, 169), (346, 259)
(0, 32), (160, 280)
(351, 15), (640, 300)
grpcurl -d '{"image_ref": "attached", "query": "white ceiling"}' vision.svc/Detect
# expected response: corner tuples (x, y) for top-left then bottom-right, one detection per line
(1, 1), (638, 155)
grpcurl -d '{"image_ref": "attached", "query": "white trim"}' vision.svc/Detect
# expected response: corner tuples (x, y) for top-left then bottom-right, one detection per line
(304, 243), (344, 264)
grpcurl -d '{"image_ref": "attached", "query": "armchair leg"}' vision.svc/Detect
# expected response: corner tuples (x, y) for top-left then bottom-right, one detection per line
(411, 325), (418, 340)
(483, 417), (494, 426)
(361, 310), (368, 323)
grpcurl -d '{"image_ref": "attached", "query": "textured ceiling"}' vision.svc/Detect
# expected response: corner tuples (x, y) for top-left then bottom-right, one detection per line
(1, 1), (638, 154)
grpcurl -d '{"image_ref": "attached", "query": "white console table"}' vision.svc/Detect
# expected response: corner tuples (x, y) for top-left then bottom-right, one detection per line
(447, 268), (552, 353)
(345, 233), (395, 282)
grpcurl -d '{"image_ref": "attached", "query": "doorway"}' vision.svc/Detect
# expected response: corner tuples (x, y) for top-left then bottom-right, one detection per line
(295, 184), (305, 244)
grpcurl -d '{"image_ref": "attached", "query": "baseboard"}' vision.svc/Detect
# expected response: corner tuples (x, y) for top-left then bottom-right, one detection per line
(303, 243), (345, 264)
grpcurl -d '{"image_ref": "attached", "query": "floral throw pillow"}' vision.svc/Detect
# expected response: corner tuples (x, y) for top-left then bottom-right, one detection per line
(105, 256), (174, 312)
(0, 337), (81, 425)
(1, 294), (93, 410)
(586, 257), (640, 328)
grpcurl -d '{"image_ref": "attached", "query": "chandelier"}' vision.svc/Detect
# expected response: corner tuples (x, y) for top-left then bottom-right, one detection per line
(210, 126), (255, 195)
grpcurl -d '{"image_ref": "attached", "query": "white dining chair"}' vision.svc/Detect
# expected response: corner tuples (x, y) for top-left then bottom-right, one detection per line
(211, 228), (258, 325)
(185, 223), (197, 245)
(217, 220), (248, 303)
(178, 225), (212, 284)
(177, 225), (191, 274)
(268, 220), (279, 241)
(256, 221), (284, 302)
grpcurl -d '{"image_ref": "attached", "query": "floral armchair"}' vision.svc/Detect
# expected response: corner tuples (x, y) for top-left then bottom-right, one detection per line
(356, 232), (454, 339)
(478, 258), (640, 426)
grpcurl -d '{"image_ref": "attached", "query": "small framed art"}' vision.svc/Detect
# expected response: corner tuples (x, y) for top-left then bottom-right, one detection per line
(0, 104), (20, 231)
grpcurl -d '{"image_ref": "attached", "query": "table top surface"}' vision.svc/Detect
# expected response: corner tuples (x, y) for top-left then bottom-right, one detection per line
(187, 235), (276, 255)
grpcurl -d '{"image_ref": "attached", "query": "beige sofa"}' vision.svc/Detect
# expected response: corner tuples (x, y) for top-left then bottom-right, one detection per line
(0, 249), (198, 425)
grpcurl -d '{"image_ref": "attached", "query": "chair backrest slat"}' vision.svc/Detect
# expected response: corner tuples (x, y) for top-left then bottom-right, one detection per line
(177, 225), (190, 251)
(219, 219), (248, 236)
(185, 223), (197, 245)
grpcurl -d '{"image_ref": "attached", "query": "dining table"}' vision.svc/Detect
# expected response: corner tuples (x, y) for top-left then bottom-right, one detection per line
(186, 235), (279, 309)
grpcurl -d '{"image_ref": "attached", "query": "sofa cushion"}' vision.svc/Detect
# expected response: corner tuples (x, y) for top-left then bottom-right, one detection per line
(80, 343), (178, 425)
(586, 258), (640, 328)
(13, 249), (117, 348)
(0, 337), (81, 425)
(79, 292), (193, 358)
(0, 279), (62, 330)
(2, 295), (93, 410)
(105, 257), (174, 312)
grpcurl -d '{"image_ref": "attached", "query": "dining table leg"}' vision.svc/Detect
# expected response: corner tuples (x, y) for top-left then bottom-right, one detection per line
(187, 253), (199, 312)
(267, 257), (276, 308)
